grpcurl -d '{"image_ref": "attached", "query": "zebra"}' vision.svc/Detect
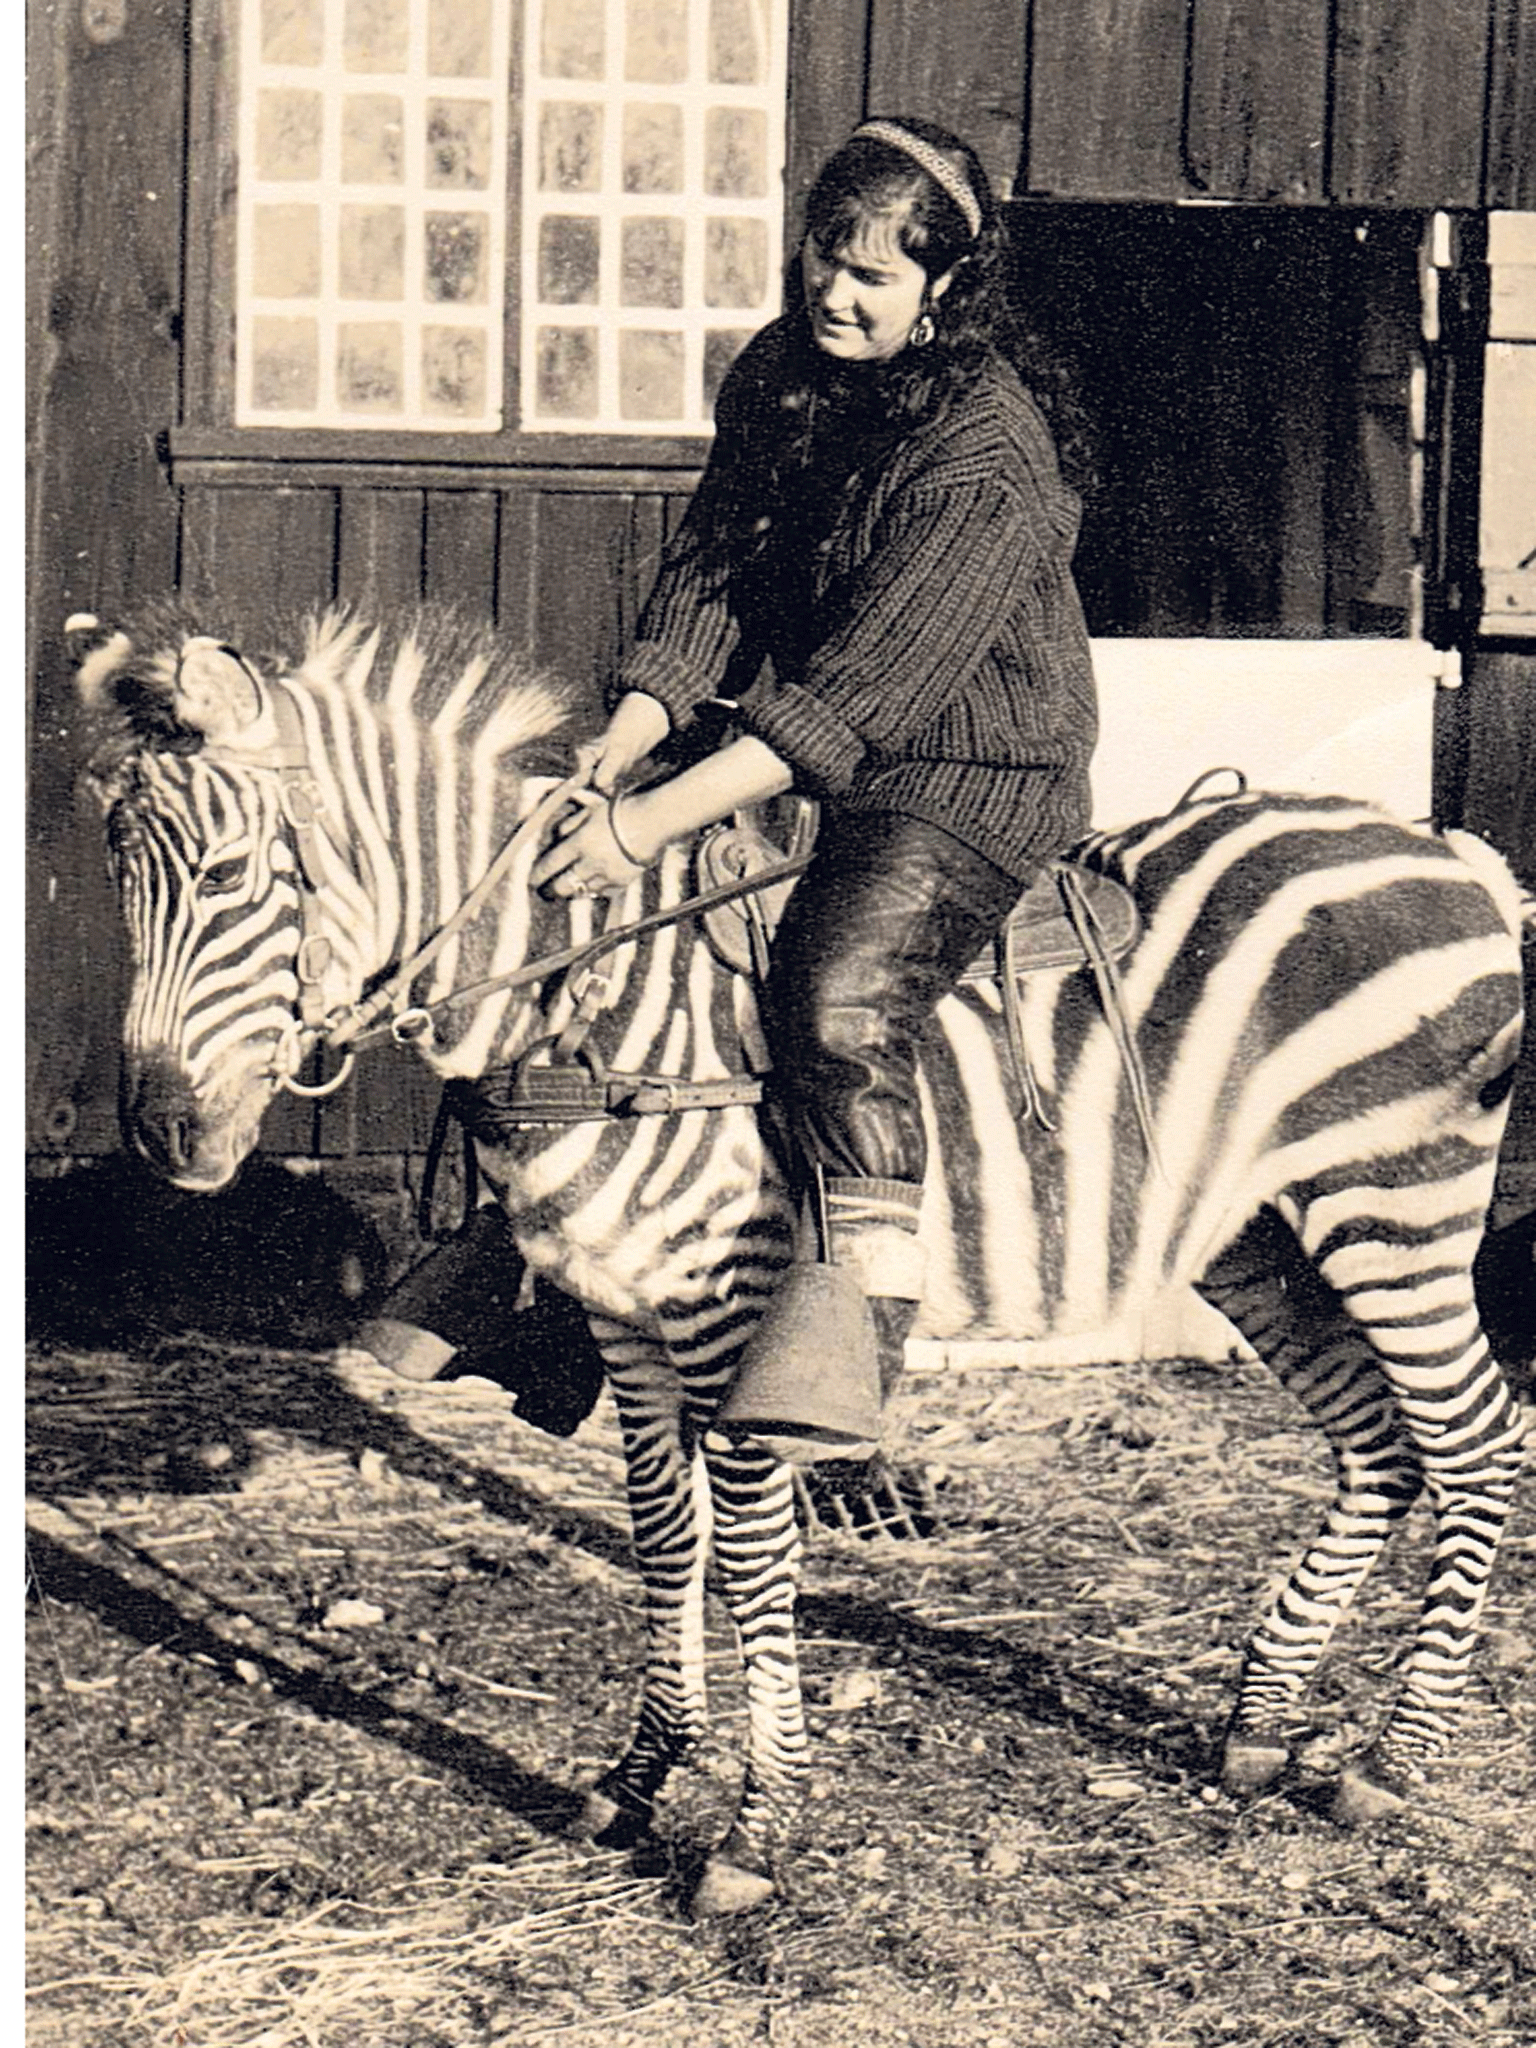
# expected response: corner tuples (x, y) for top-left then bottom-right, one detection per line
(75, 606), (1528, 1916)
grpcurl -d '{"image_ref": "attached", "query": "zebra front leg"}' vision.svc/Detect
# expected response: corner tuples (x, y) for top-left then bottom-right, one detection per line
(578, 1336), (712, 1848)
(1198, 1214), (1424, 1798)
(690, 1434), (806, 1916)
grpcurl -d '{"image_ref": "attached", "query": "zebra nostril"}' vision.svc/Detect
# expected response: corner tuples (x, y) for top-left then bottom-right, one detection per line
(123, 1059), (202, 1178)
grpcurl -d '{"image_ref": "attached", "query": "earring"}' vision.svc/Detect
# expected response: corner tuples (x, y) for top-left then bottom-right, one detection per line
(909, 310), (936, 348)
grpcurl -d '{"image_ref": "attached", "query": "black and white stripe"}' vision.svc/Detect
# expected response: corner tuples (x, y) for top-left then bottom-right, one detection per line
(83, 612), (1528, 1900)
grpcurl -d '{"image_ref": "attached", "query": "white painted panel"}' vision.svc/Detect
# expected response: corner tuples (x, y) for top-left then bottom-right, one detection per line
(1087, 637), (1443, 829)
(1480, 342), (1536, 644)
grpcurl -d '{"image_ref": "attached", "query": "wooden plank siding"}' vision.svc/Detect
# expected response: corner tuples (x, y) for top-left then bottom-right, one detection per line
(27, 0), (1536, 1168)
(1021, 0), (1532, 207)
(28, 0), (187, 1156)
(1330, 1), (1490, 209)
(1026, 0), (1193, 201)
(864, 0), (1029, 201)
(1184, 0), (1332, 203)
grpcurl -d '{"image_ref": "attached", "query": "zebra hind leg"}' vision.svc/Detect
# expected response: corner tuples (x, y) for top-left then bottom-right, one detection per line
(1308, 1199), (1526, 1821)
(690, 1433), (806, 1917)
(575, 1329), (713, 1850)
(1196, 1211), (1426, 1801)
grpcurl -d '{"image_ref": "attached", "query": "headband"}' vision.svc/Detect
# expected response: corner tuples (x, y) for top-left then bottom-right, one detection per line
(852, 121), (983, 240)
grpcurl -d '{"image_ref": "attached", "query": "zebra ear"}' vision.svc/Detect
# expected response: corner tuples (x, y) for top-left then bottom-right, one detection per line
(172, 637), (265, 743)
(71, 619), (136, 707)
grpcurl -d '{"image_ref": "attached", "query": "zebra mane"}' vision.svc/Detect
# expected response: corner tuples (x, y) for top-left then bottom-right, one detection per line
(76, 600), (582, 797)
(295, 607), (577, 770)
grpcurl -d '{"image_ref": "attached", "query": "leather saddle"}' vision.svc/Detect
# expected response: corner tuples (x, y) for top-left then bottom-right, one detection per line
(696, 813), (1141, 985)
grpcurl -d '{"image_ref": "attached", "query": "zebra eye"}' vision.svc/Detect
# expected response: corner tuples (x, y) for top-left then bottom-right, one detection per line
(199, 857), (247, 896)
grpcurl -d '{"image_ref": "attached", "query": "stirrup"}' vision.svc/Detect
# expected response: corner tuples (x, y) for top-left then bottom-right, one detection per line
(710, 1262), (882, 1466)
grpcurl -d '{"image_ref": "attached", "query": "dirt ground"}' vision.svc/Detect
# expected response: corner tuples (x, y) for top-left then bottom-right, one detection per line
(25, 1332), (1536, 2048)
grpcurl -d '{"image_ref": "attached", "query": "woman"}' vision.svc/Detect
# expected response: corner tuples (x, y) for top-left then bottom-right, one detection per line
(533, 117), (1098, 1464)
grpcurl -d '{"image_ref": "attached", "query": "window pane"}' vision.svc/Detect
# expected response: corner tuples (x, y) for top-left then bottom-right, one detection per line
(619, 329), (684, 417)
(253, 204), (321, 296)
(537, 326), (599, 415)
(704, 217), (766, 308)
(429, 0), (492, 74)
(344, 0), (409, 71)
(256, 89), (323, 180)
(521, 0), (787, 432)
(708, 0), (762, 82)
(239, 0), (510, 430)
(427, 99), (493, 188)
(625, 0), (686, 83)
(540, 103), (603, 191)
(423, 327), (489, 415)
(622, 216), (684, 306)
(424, 212), (488, 302)
(337, 321), (404, 409)
(542, 0), (604, 78)
(539, 216), (600, 302)
(704, 108), (765, 197)
(339, 204), (406, 298)
(251, 317), (319, 408)
(262, 0), (323, 64)
(342, 95), (404, 182)
(623, 103), (683, 192)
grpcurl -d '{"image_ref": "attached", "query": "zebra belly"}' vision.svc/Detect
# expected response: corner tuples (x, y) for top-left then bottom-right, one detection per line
(474, 1103), (796, 1332)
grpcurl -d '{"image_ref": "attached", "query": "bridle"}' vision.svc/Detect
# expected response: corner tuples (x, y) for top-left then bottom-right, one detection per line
(203, 671), (812, 1101)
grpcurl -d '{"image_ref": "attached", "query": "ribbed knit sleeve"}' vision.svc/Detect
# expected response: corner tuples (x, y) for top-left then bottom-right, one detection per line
(612, 469), (741, 728)
(740, 464), (1048, 793)
(611, 342), (772, 724)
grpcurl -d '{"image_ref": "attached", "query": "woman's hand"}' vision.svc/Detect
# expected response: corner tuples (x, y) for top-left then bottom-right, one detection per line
(576, 692), (672, 794)
(531, 791), (648, 898)
(531, 733), (794, 900)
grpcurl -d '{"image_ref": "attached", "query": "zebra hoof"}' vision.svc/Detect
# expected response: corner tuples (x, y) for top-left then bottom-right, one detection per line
(689, 1855), (776, 1918)
(573, 1786), (651, 1849)
(1331, 1765), (1409, 1827)
(1219, 1739), (1291, 1796)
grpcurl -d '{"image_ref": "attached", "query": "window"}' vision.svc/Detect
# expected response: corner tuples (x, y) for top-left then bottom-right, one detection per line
(231, 0), (788, 436)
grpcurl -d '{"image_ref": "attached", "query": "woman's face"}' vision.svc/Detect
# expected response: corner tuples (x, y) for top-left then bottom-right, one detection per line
(800, 209), (951, 364)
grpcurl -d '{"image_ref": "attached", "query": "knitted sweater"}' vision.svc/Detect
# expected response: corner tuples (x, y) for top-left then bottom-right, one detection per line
(617, 317), (1097, 881)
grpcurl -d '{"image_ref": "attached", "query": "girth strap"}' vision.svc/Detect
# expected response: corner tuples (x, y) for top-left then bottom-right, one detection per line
(444, 1062), (766, 1136)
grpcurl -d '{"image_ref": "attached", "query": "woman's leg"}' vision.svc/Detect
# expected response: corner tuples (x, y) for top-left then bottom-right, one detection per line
(717, 812), (1022, 1457)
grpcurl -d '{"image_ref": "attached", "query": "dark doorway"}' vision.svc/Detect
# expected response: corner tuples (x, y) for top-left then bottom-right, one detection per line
(1008, 205), (1425, 640)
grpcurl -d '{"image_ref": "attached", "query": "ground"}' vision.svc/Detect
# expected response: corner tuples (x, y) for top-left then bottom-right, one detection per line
(25, 1336), (1536, 2048)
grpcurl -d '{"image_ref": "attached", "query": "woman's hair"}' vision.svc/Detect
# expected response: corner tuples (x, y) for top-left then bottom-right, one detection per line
(796, 117), (1093, 494)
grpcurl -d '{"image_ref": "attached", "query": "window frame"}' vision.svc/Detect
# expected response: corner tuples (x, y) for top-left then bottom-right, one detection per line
(179, 0), (788, 471)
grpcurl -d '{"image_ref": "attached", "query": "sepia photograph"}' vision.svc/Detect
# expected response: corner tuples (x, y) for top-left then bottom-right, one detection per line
(25, 1), (1536, 2041)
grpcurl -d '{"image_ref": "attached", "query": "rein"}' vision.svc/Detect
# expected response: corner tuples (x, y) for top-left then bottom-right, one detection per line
(252, 723), (815, 1084)
(345, 846), (816, 1055)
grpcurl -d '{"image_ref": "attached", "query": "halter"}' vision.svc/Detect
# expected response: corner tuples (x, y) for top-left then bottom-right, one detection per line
(200, 679), (363, 1098)
(212, 687), (814, 1101)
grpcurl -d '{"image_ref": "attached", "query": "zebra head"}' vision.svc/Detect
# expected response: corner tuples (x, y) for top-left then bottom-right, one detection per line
(76, 617), (332, 1190)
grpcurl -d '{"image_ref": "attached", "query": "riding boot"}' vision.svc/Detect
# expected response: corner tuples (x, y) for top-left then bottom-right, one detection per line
(359, 1208), (606, 1437)
(710, 1177), (925, 1466)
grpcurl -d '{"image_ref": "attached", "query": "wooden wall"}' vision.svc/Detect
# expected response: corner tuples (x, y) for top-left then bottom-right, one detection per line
(1025, 0), (1532, 210)
(27, 0), (1536, 1167)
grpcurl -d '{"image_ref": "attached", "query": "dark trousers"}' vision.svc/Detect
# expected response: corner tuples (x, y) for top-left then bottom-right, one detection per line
(763, 811), (1024, 1198)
